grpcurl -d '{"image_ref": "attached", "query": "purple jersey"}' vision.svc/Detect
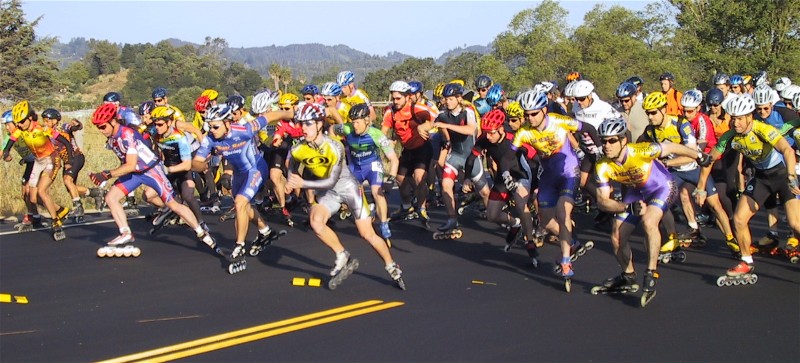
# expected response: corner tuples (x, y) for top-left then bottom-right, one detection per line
(107, 125), (159, 172)
(195, 116), (268, 173)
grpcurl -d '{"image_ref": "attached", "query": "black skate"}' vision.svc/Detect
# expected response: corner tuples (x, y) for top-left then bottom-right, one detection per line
(657, 250), (687, 264)
(219, 207), (236, 222)
(281, 208), (295, 227)
(248, 229), (288, 256)
(328, 256), (360, 290)
(568, 240), (595, 262)
(678, 228), (708, 248)
(149, 210), (176, 235)
(69, 203), (86, 224)
(200, 204), (221, 215)
(417, 207), (430, 230)
(504, 221), (522, 252)
(591, 273), (640, 296)
(640, 270), (659, 307)
(123, 196), (139, 216)
(389, 207), (417, 222)
(51, 220), (66, 241)
(433, 220), (462, 240)
(226, 244), (247, 274)
(88, 187), (107, 211)
(524, 240), (540, 268)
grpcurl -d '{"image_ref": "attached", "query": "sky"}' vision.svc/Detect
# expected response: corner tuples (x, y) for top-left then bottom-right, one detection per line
(22, 0), (653, 59)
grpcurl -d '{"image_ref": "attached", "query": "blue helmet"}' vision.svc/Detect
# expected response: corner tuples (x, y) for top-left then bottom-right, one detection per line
(408, 81), (423, 94)
(730, 75), (744, 86)
(152, 87), (168, 99)
(485, 84), (505, 106)
(103, 91), (122, 103)
(118, 108), (141, 127)
(301, 84), (319, 95)
(2, 110), (13, 124)
(706, 88), (725, 106)
(442, 83), (464, 97)
(226, 95), (246, 111)
(320, 82), (342, 97)
(474, 98), (491, 116)
(616, 82), (638, 98)
(138, 101), (155, 116)
(336, 71), (355, 86)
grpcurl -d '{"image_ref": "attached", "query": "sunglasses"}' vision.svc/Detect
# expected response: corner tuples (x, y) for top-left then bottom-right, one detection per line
(280, 107), (293, 111)
(508, 118), (520, 123)
(96, 123), (110, 130)
(210, 124), (224, 130)
(757, 106), (771, 111)
(154, 122), (168, 127)
(684, 108), (697, 113)
(299, 120), (317, 127)
(392, 97), (404, 101)
(576, 96), (588, 102)
(619, 98), (632, 103)
(524, 111), (541, 118)
(478, 88), (488, 92)
(601, 137), (620, 145)
(153, 98), (165, 103)
(15, 118), (29, 126)
(709, 103), (720, 107)
(646, 110), (659, 116)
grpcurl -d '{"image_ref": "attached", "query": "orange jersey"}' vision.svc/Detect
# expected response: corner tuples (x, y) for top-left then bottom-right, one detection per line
(11, 121), (55, 158)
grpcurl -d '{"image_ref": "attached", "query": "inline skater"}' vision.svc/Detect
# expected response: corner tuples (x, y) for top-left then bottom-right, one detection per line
(333, 103), (399, 243)
(615, 81), (648, 142)
(592, 117), (713, 306)
(697, 95), (800, 286)
(474, 75), (493, 101)
(337, 70), (376, 122)
(320, 82), (351, 125)
(659, 72), (683, 116)
(2, 110), (43, 231)
(301, 84), (325, 104)
(730, 75), (745, 96)
(2, 101), (72, 240)
(88, 103), (217, 257)
(286, 102), (405, 289)
(712, 73), (737, 104)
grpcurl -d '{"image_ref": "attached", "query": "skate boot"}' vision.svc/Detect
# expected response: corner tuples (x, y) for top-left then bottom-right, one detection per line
(31, 215), (50, 229)
(123, 196), (139, 216)
(433, 218), (462, 240)
(282, 207), (295, 227)
(219, 206), (236, 222)
(390, 206), (417, 222)
(70, 201), (85, 224)
(55, 206), (71, 221)
(556, 256), (574, 293)
(568, 239), (595, 262)
(716, 261), (758, 287)
(226, 244), (247, 274)
(640, 270), (659, 307)
(14, 214), (34, 232)
(51, 219), (66, 241)
(248, 228), (288, 256)
(750, 232), (779, 254)
(385, 262), (406, 290)
(725, 237), (741, 259)
(195, 228), (217, 251)
(678, 228), (708, 248)
(88, 187), (106, 211)
(784, 237), (800, 264)
(503, 218), (522, 252)
(417, 207), (430, 230)
(658, 234), (686, 264)
(457, 193), (479, 216)
(591, 272), (639, 295)
(524, 239), (540, 268)
(695, 213), (712, 227)
(149, 208), (175, 235)
(200, 202), (221, 215)
(97, 233), (140, 258)
(328, 250), (359, 290)
(379, 221), (393, 247)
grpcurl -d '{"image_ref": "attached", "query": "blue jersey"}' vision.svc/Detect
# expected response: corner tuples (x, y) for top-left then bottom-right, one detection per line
(195, 116), (267, 173)
(336, 124), (394, 166)
(157, 128), (193, 167)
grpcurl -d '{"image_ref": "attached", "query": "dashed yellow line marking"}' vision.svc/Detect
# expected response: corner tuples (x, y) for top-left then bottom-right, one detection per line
(136, 315), (201, 324)
(0, 293), (28, 304)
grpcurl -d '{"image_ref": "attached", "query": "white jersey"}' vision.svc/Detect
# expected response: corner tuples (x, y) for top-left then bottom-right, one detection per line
(573, 93), (620, 129)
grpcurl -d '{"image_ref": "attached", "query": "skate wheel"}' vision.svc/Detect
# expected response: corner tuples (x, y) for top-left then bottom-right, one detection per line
(454, 230), (463, 239)
(747, 274), (758, 285)
(676, 251), (687, 262)
(97, 248), (107, 258)
(716, 276), (726, 287)
(504, 244), (513, 253)
(432, 232), (442, 240)
(123, 249), (132, 257)
(640, 291), (656, 307)
(732, 278), (742, 286)
(132, 248), (141, 257)
(328, 280), (338, 290)
(531, 258), (539, 269)
(790, 256), (799, 264)
(248, 247), (259, 257)
(396, 278), (407, 291)
(457, 207), (465, 215)
(590, 286), (601, 295)
(114, 248), (124, 257)
(569, 254), (578, 262)
(149, 228), (157, 235)
(584, 240), (594, 250)
(339, 212), (347, 220)
(553, 264), (562, 274)
(564, 279), (571, 293)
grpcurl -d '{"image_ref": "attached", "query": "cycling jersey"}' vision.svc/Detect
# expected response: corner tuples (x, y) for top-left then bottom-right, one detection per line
(756, 107), (799, 147)
(9, 122), (56, 159)
(596, 143), (671, 188)
(436, 107), (477, 157)
(288, 134), (350, 188)
(335, 124), (394, 166)
(382, 103), (435, 150)
(686, 112), (717, 153)
(512, 113), (583, 158)
(664, 88), (683, 116)
(107, 125), (160, 172)
(573, 94), (620, 129)
(333, 101), (351, 124)
(157, 128), (193, 167)
(342, 88), (372, 108)
(195, 116), (266, 174)
(640, 115), (698, 171)
(715, 121), (785, 170)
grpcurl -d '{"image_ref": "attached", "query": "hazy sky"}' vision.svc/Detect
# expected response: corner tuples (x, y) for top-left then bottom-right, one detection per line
(23, 0), (653, 58)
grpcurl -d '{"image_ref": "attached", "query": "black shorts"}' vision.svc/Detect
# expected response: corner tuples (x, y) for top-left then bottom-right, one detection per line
(62, 153), (85, 180)
(268, 145), (289, 170)
(398, 142), (432, 178)
(744, 164), (798, 207)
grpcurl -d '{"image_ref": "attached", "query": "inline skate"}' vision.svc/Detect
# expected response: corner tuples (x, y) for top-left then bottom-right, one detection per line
(328, 251), (359, 290)
(503, 218), (522, 252)
(385, 262), (406, 290)
(716, 261), (758, 287)
(554, 240), (595, 274)
(122, 196), (139, 216)
(433, 219), (462, 240)
(678, 228), (708, 248)
(640, 270), (659, 307)
(51, 219), (66, 241)
(389, 206), (417, 222)
(219, 206), (236, 222)
(227, 244), (247, 274)
(97, 233), (140, 258)
(591, 272), (640, 296)
(69, 201), (86, 224)
(248, 229), (288, 257)
(658, 234), (687, 264)
(149, 209), (176, 235)
(555, 256), (574, 293)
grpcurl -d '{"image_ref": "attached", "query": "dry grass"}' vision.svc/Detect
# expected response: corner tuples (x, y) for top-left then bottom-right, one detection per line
(80, 69), (130, 103)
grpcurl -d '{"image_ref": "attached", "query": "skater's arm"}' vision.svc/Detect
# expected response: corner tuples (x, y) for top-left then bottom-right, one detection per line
(191, 155), (209, 172)
(54, 134), (74, 161)
(2, 138), (14, 160)
(595, 185), (627, 214)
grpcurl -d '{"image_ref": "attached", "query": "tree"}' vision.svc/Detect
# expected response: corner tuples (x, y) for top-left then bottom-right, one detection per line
(0, 0), (58, 101)
(84, 39), (121, 78)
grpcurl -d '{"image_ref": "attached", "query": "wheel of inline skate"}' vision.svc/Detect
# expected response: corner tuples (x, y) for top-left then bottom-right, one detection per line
(675, 251), (687, 263)
(454, 230), (463, 239)
(732, 278), (742, 286)
(114, 248), (124, 257)
(553, 264), (561, 274)
(123, 248), (132, 257)
(747, 274), (758, 284)
(97, 248), (107, 258)
(590, 286), (602, 295)
(396, 278), (407, 291)
(584, 240), (595, 250)
(457, 207), (465, 215)
(716, 276), (726, 287)
(790, 256), (799, 264)
(564, 279), (571, 293)
(432, 232), (442, 240)
(132, 248), (141, 257)
(248, 246), (259, 257)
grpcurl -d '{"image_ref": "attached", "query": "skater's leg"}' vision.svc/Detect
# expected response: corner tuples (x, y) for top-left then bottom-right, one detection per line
(105, 186), (131, 231)
(233, 195), (253, 244)
(641, 205), (666, 271)
(355, 217), (393, 265)
(180, 179), (205, 224)
(371, 184), (389, 224)
(612, 217), (636, 273)
(309, 203), (344, 253)
(556, 195), (575, 260)
(784, 199), (800, 239)
(733, 195), (758, 261)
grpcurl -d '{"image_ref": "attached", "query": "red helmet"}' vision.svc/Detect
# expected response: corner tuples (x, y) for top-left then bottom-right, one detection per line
(92, 103), (118, 125)
(481, 109), (506, 132)
(195, 95), (210, 113)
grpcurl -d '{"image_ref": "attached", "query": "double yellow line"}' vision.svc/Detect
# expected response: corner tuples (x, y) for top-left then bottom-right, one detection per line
(99, 300), (403, 363)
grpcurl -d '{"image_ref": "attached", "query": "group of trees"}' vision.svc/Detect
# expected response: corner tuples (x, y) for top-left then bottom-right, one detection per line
(1, 0), (798, 114)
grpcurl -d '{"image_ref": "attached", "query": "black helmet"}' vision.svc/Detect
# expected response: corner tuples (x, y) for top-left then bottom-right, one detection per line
(103, 91), (122, 103)
(474, 75), (493, 89)
(348, 103), (370, 120)
(659, 72), (675, 82)
(151, 87), (168, 99)
(225, 95), (246, 111)
(443, 83), (464, 97)
(41, 108), (61, 121)
(624, 76), (644, 87)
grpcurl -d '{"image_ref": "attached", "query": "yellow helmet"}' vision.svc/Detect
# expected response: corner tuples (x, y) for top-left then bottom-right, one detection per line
(433, 83), (446, 99)
(642, 91), (668, 111)
(201, 89), (219, 101)
(151, 105), (176, 120)
(505, 101), (524, 118)
(279, 93), (300, 107)
(12, 100), (32, 123)
(449, 79), (465, 87)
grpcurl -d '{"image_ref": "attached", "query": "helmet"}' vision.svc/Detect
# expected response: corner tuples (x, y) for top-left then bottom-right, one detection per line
(151, 87), (168, 99)
(659, 72), (675, 82)
(348, 103), (370, 120)
(12, 100), (32, 123)
(563, 81), (577, 98)
(794, 92), (800, 110)
(407, 81), (423, 94)
(730, 75), (744, 86)
(598, 117), (628, 138)
(624, 76), (644, 87)
(753, 85), (775, 106)
(201, 89), (219, 101)
(2, 110), (12, 124)
(616, 82), (638, 98)
(41, 108), (61, 121)
(572, 80), (594, 98)
(506, 101), (523, 118)
(139, 101), (155, 116)
(473, 98), (491, 116)
(566, 71), (582, 82)
(485, 84), (505, 106)
(251, 89), (281, 114)
(518, 90), (548, 111)
(775, 77), (792, 92)
(726, 95), (755, 117)
(205, 104), (233, 122)
(92, 103), (118, 125)
(754, 70), (768, 86)
(706, 88), (725, 106)
(301, 84), (319, 95)
(442, 83), (464, 97)
(433, 83), (446, 99)
(642, 91), (668, 111)
(225, 95), (246, 111)
(118, 108), (141, 127)
(389, 81), (412, 94)
(294, 102), (326, 122)
(194, 95), (210, 113)
(780, 84), (800, 101)
(680, 89), (703, 108)
(151, 106), (176, 120)
(742, 74), (752, 85)
(320, 82), (342, 97)
(336, 71), (355, 86)
(279, 93), (300, 107)
(480, 109), (506, 131)
(533, 81), (555, 94)
(474, 75), (493, 89)
(713, 73), (730, 85)
(449, 79), (465, 87)
(103, 92), (122, 103)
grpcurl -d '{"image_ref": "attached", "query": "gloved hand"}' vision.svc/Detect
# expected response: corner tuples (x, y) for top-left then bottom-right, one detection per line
(502, 171), (518, 192)
(89, 170), (112, 186)
(697, 152), (713, 167)
(382, 175), (396, 193)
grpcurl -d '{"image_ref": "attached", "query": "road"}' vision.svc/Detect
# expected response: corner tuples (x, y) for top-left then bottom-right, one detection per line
(1, 204), (798, 362)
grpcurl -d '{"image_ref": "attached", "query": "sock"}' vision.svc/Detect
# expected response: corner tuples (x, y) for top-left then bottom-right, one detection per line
(725, 233), (734, 240)
(742, 255), (754, 264)
(259, 226), (271, 235)
(120, 226), (131, 234)
(688, 221), (698, 229)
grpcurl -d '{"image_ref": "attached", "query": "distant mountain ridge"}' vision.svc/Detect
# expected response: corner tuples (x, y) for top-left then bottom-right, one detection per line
(52, 37), (491, 78)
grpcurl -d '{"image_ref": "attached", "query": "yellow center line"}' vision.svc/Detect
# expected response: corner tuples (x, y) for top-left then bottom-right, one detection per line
(99, 300), (403, 363)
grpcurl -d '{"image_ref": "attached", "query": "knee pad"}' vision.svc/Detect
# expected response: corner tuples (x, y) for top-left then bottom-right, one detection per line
(221, 174), (232, 190)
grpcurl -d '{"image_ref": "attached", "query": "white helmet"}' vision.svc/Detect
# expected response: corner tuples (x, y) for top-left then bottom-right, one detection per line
(779, 84), (800, 101)
(680, 89), (703, 108)
(517, 90), (548, 111)
(794, 92), (800, 110)
(774, 77), (792, 92)
(205, 104), (232, 122)
(389, 81), (412, 94)
(753, 85), (776, 106)
(251, 89), (280, 114)
(726, 95), (756, 117)
(572, 80), (594, 98)
(294, 102), (326, 122)
(533, 81), (555, 94)
(598, 117), (628, 138)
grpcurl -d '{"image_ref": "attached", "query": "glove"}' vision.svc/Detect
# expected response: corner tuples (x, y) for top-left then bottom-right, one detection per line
(789, 175), (799, 189)
(382, 175), (396, 193)
(575, 149), (585, 161)
(696, 152), (713, 167)
(502, 171), (518, 192)
(89, 170), (112, 186)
